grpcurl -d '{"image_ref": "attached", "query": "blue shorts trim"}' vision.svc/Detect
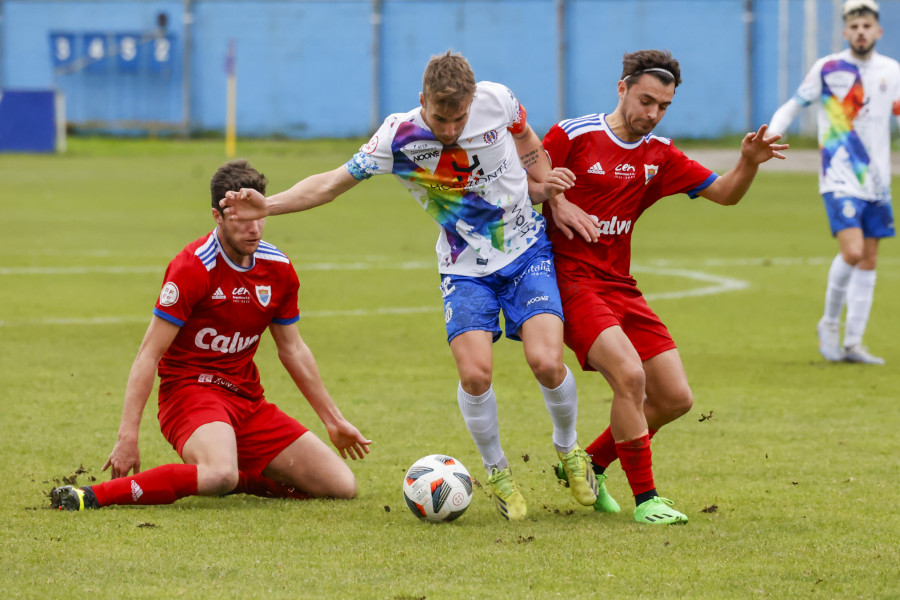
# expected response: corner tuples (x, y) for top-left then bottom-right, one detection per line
(822, 193), (895, 238)
(439, 237), (564, 343)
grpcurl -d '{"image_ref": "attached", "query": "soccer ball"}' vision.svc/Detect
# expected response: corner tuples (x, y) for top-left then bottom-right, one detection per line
(402, 454), (473, 522)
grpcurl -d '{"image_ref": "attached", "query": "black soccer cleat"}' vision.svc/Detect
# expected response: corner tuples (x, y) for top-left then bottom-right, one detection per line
(50, 485), (99, 511)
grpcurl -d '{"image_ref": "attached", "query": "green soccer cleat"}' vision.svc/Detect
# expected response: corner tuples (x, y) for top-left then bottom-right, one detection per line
(633, 496), (687, 525)
(556, 447), (598, 506)
(554, 460), (620, 513)
(50, 485), (98, 511)
(487, 467), (527, 521)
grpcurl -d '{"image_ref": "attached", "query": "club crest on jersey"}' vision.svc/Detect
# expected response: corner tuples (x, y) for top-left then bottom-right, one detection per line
(255, 285), (272, 307)
(644, 164), (659, 185)
(159, 282), (179, 306)
(361, 135), (378, 154)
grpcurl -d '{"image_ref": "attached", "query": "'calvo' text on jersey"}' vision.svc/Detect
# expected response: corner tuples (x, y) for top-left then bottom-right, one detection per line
(595, 216), (632, 235)
(194, 327), (259, 353)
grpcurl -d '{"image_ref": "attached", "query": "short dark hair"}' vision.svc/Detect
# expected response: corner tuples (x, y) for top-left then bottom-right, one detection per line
(422, 50), (477, 110)
(621, 50), (682, 89)
(210, 159), (267, 214)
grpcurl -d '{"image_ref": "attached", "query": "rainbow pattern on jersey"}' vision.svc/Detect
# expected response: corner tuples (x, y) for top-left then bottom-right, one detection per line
(391, 121), (505, 264)
(820, 59), (869, 185)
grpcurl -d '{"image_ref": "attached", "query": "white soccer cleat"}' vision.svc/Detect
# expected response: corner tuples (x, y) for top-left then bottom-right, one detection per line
(842, 344), (885, 365)
(816, 319), (842, 362)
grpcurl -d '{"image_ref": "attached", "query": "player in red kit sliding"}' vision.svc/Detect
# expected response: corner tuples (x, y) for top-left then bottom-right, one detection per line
(51, 160), (371, 510)
(540, 50), (788, 523)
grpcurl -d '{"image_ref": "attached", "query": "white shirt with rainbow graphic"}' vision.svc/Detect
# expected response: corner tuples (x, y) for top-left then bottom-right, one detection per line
(345, 81), (545, 276)
(795, 49), (900, 202)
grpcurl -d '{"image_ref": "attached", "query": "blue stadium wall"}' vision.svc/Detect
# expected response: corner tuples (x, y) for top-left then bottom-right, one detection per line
(2, 0), (900, 139)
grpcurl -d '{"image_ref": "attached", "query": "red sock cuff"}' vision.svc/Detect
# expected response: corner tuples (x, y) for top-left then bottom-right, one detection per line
(615, 434), (655, 496)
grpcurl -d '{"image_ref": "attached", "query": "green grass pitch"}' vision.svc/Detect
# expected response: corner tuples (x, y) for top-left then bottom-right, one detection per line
(1, 138), (898, 598)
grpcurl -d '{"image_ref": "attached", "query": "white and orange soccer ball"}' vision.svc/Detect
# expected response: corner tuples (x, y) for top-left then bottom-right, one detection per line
(402, 454), (473, 522)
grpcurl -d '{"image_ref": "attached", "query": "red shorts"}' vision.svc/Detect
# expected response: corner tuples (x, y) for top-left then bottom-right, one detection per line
(559, 277), (676, 370)
(157, 384), (308, 477)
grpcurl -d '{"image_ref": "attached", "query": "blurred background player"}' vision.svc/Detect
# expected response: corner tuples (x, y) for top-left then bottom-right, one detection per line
(220, 51), (598, 521)
(51, 159), (371, 511)
(540, 49), (788, 523)
(769, 0), (897, 365)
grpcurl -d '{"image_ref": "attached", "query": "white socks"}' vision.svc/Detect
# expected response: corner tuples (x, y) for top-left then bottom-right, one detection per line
(457, 366), (579, 473)
(822, 254), (877, 347)
(823, 254), (853, 323)
(540, 365), (578, 454)
(844, 268), (876, 347)
(457, 384), (506, 473)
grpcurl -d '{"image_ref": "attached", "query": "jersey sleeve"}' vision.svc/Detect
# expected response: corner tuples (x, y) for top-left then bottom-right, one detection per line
(152, 254), (209, 327)
(344, 114), (401, 180)
(794, 58), (825, 107)
(656, 145), (717, 199)
(482, 81), (527, 135)
(891, 61), (900, 118)
(505, 86), (527, 135)
(542, 124), (572, 168)
(271, 265), (300, 326)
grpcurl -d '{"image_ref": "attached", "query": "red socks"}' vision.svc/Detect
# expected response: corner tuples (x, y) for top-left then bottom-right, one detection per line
(587, 426), (657, 469)
(233, 472), (310, 500)
(615, 433), (655, 496)
(586, 427), (618, 468)
(92, 464), (198, 507)
(89, 465), (309, 506)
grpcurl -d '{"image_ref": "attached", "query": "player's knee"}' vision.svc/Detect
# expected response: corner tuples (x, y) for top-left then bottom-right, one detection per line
(842, 248), (864, 266)
(527, 352), (564, 387)
(459, 365), (492, 396)
(668, 387), (693, 418)
(617, 363), (647, 401)
(330, 473), (358, 500)
(199, 465), (239, 495)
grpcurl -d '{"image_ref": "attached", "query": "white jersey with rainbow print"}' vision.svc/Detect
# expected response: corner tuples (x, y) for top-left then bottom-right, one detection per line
(345, 81), (545, 276)
(795, 49), (900, 202)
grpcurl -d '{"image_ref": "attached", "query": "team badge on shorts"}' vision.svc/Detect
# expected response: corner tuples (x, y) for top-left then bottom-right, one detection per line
(255, 285), (271, 307)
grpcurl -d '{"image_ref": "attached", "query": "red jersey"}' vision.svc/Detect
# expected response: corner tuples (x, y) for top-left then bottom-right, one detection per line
(153, 229), (300, 400)
(542, 113), (717, 287)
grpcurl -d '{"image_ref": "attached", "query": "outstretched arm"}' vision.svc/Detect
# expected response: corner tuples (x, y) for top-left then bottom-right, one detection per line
(269, 322), (372, 460)
(698, 124), (789, 206)
(104, 316), (180, 479)
(768, 97), (804, 138)
(220, 165), (361, 221)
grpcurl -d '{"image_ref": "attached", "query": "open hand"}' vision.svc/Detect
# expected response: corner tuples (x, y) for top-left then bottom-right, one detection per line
(219, 188), (268, 221)
(741, 124), (789, 164)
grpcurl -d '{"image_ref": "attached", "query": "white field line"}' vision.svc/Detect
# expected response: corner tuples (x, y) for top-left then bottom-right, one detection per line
(0, 261), (435, 276)
(1, 258), (827, 327)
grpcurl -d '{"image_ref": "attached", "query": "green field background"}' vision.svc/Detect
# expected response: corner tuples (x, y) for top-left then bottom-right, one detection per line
(1, 139), (898, 599)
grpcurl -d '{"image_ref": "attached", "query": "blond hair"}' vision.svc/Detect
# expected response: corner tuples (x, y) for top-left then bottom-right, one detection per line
(422, 50), (476, 109)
